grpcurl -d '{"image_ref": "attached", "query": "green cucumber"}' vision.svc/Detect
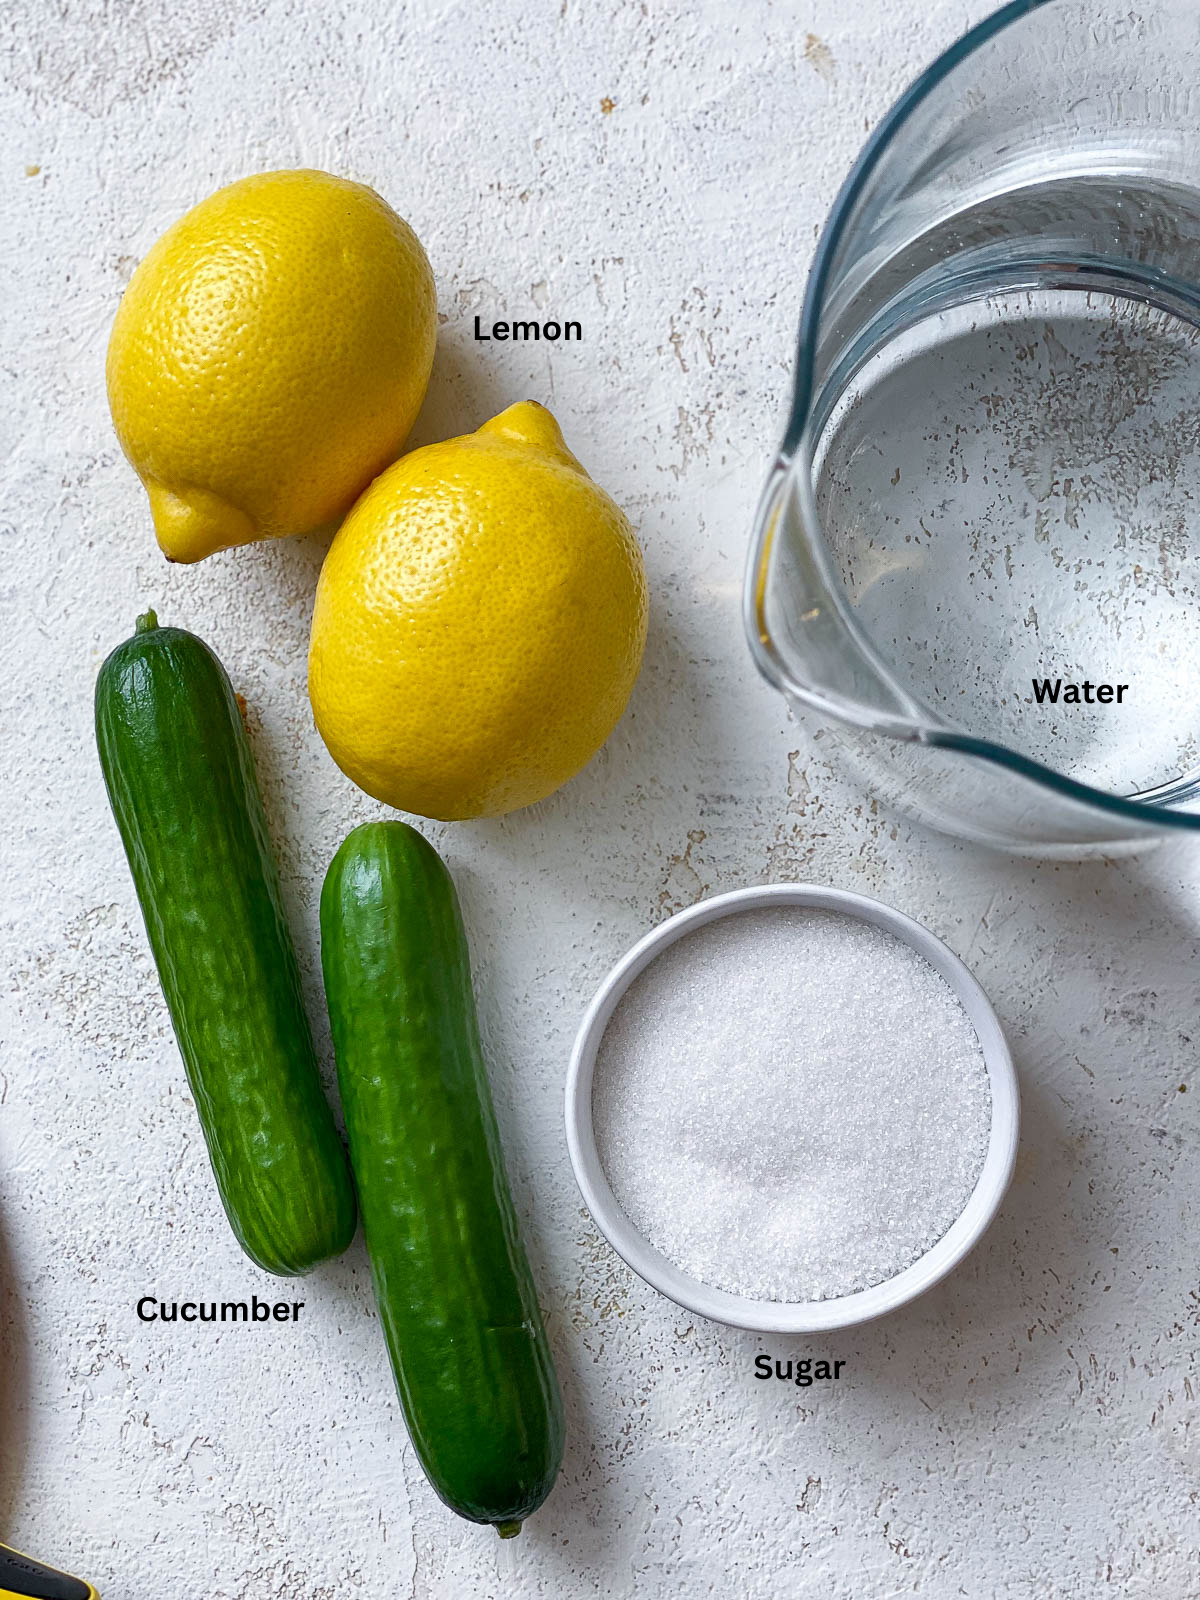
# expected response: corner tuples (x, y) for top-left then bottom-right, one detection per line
(320, 821), (564, 1536)
(95, 611), (356, 1275)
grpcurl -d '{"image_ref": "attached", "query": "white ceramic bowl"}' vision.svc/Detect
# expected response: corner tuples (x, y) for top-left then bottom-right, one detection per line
(565, 884), (1019, 1333)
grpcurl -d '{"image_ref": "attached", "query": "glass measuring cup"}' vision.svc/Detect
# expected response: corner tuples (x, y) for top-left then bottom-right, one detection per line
(745, 0), (1200, 853)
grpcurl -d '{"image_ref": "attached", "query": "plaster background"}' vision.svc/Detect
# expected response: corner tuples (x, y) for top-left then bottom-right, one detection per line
(1, 1), (1197, 1594)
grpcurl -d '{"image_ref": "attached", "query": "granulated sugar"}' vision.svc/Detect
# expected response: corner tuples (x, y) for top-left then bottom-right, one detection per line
(592, 907), (991, 1303)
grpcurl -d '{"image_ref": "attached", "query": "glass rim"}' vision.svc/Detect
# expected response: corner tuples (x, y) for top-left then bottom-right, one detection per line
(782, 0), (1052, 457)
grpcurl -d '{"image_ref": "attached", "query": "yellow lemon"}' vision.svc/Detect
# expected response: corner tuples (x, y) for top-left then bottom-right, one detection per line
(107, 169), (436, 562)
(308, 402), (648, 820)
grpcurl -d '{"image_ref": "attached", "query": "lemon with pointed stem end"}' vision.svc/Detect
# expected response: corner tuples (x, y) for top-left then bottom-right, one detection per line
(309, 402), (648, 820)
(107, 169), (436, 562)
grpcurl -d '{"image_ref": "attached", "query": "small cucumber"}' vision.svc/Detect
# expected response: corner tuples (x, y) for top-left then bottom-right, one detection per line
(95, 612), (356, 1275)
(320, 821), (565, 1536)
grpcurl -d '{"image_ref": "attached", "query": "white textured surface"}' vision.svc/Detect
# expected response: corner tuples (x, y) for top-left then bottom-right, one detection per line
(1, 2), (1198, 1596)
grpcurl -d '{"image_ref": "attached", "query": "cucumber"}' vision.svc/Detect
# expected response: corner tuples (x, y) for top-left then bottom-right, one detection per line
(95, 611), (356, 1275)
(320, 821), (564, 1536)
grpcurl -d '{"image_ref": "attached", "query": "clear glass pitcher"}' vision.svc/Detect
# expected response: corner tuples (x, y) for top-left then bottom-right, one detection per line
(745, 0), (1200, 853)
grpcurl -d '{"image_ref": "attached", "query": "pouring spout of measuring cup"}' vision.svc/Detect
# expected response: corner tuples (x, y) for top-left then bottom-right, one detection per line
(745, 452), (934, 740)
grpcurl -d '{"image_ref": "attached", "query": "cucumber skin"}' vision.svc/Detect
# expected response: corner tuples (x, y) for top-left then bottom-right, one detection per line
(95, 617), (357, 1276)
(320, 822), (565, 1531)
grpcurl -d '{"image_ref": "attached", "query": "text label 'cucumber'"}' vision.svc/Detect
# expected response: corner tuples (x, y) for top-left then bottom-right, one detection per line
(474, 316), (581, 342)
(137, 1296), (304, 1323)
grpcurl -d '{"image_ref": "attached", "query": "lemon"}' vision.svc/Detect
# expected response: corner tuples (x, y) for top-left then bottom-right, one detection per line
(308, 402), (648, 820)
(107, 169), (436, 562)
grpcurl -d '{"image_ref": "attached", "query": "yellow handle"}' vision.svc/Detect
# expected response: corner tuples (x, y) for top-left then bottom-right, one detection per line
(0, 1542), (98, 1600)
